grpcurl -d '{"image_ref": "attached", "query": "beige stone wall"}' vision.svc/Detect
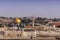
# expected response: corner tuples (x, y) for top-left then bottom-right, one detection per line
(4, 31), (22, 38)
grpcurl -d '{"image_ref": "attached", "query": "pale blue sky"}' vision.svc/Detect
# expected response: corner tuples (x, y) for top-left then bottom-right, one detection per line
(0, 0), (60, 18)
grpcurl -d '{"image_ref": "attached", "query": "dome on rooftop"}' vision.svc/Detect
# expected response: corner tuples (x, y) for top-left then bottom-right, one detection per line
(14, 18), (21, 23)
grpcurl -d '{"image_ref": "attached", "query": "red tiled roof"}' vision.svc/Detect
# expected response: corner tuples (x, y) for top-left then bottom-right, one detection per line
(25, 26), (33, 28)
(52, 22), (60, 27)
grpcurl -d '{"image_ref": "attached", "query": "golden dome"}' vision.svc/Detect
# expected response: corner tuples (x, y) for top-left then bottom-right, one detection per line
(14, 18), (21, 23)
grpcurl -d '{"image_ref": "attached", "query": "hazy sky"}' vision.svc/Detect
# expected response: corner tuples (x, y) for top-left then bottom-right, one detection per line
(0, 0), (60, 18)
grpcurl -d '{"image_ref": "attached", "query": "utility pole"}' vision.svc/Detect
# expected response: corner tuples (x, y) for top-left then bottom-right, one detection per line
(32, 14), (36, 38)
(32, 14), (34, 28)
